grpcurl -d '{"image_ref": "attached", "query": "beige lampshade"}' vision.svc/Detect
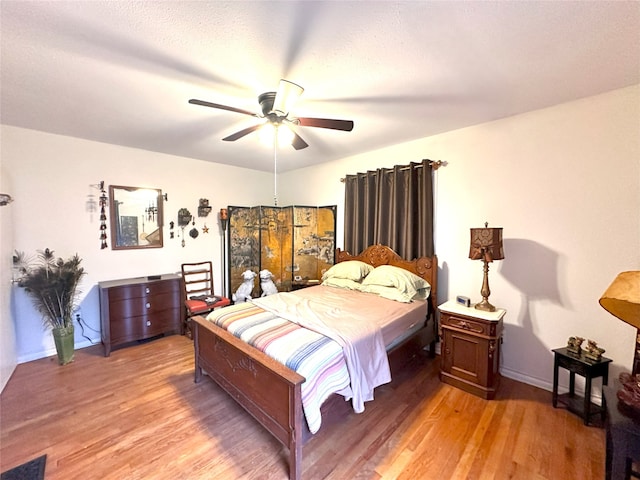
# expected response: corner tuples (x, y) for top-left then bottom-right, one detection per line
(469, 225), (504, 262)
(599, 271), (640, 329)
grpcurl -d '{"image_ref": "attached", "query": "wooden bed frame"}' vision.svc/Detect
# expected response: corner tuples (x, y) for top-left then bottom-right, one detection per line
(191, 245), (438, 480)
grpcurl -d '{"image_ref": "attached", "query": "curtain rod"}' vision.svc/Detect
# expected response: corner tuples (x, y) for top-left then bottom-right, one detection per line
(339, 159), (446, 183)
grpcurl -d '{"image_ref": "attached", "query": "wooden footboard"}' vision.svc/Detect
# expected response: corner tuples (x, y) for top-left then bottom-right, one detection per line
(192, 315), (305, 480)
(192, 312), (437, 480)
(192, 247), (438, 479)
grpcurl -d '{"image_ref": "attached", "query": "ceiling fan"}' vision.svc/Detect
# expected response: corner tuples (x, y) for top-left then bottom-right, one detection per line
(188, 79), (354, 150)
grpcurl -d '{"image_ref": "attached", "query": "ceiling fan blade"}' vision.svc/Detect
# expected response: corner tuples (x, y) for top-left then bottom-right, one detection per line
(222, 124), (263, 142)
(296, 117), (354, 132)
(272, 79), (304, 116)
(189, 99), (258, 117)
(291, 131), (309, 150)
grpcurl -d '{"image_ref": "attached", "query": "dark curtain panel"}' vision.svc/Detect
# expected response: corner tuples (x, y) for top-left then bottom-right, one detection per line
(344, 159), (434, 259)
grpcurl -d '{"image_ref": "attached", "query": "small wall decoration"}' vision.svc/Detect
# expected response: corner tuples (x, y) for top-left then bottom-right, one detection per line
(98, 181), (108, 249)
(198, 198), (212, 217)
(189, 225), (199, 239)
(177, 208), (192, 247)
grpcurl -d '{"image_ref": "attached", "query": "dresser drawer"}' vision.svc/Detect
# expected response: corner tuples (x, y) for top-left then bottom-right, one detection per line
(108, 280), (178, 302)
(108, 290), (181, 318)
(110, 308), (181, 344)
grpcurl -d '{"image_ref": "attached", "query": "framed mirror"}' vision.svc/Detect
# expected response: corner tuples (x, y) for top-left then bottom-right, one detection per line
(109, 185), (164, 250)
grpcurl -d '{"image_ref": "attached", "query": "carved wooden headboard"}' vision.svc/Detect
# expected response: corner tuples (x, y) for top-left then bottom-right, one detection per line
(335, 244), (438, 314)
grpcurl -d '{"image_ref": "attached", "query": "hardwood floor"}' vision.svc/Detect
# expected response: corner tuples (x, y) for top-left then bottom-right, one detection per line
(1, 335), (605, 479)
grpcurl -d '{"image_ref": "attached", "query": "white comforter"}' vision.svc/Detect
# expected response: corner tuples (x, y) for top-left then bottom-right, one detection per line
(252, 288), (391, 413)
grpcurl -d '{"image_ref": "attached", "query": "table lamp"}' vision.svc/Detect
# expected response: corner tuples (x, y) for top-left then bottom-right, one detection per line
(600, 271), (640, 374)
(469, 222), (504, 312)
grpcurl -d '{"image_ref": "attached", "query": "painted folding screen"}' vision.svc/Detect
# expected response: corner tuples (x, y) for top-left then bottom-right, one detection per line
(227, 205), (336, 298)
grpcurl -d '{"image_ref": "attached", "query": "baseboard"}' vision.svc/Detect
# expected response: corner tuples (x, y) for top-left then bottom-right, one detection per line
(500, 365), (603, 403)
(17, 336), (101, 364)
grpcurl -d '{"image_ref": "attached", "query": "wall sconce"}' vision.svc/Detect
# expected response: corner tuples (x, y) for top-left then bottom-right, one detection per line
(219, 208), (228, 232)
(469, 222), (504, 312)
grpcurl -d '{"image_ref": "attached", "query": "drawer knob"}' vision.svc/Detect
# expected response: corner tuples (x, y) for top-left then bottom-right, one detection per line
(459, 320), (469, 329)
(146, 287), (150, 294)
(146, 320), (151, 327)
(146, 302), (151, 309)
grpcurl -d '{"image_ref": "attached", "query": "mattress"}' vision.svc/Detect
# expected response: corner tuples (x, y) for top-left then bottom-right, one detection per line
(284, 285), (428, 346)
(206, 286), (428, 433)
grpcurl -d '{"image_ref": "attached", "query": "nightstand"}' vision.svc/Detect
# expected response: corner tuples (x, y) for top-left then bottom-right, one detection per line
(552, 347), (612, 425)
(438, 300), (506, 399)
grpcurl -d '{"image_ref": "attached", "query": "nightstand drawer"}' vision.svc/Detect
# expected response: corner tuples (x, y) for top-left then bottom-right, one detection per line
(441, 314), (490, 336)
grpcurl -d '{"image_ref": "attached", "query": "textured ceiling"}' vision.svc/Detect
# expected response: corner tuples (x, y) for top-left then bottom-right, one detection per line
(1, 1), (639, 173)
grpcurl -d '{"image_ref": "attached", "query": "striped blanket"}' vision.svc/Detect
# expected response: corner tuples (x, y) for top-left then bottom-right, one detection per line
(206, 302), (352, 434)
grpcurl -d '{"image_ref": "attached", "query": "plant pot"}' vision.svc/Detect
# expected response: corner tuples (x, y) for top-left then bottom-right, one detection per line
(52, 325), (75, 365)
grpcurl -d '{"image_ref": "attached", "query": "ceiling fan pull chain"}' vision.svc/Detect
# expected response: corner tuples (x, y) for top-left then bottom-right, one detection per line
(273, 131), (278, 206)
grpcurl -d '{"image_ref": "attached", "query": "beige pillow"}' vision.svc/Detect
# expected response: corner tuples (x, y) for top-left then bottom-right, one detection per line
(362, 265), (431, 299)
(321, 277), (363, 290)
(321, 260), (374, 282)
(360, 284), (414, 303)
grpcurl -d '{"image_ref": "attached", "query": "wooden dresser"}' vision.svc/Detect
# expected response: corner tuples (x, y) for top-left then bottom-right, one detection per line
(438, 300), (506, 399)
(99, 274), (182, 356)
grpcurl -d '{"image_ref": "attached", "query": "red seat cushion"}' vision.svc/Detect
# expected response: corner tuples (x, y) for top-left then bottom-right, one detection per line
(185, 297), (231, 316)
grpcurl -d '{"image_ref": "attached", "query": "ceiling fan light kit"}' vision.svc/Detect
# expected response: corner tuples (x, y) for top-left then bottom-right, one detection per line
(258, 123), (294, 147)
(272, 80), (304, 116)
(189, 79), (354, 150)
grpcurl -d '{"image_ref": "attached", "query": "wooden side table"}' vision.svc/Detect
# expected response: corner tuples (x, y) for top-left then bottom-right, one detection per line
(552, 347), (612, 425)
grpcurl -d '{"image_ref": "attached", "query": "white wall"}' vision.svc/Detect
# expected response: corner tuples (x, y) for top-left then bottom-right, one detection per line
(1, 126), (273, 364)
(280, 84), (640, 392)
(3, 85), (638, 395)
(0, 137), (18, 391)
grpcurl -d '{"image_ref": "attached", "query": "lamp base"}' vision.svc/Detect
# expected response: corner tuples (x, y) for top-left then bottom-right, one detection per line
(475, 299), (496, 312)
(618, 372), (640, 421)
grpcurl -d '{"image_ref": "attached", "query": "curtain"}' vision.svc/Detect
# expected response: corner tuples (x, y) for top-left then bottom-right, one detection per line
(344, 159), (434, 259)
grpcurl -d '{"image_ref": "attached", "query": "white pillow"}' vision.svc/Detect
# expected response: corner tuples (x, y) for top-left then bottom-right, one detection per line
(321, 260), (374, 282)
